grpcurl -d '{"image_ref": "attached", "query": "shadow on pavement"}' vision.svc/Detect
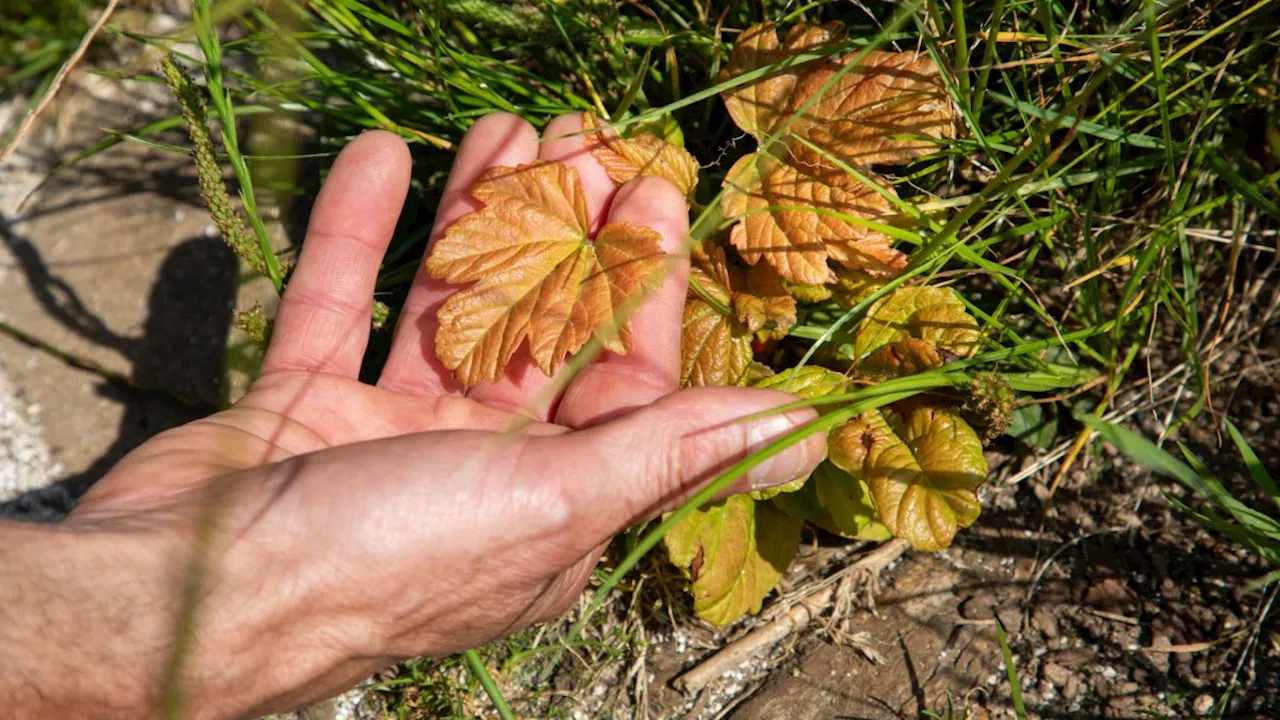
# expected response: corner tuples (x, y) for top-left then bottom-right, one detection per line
(0, 219), (237, 521)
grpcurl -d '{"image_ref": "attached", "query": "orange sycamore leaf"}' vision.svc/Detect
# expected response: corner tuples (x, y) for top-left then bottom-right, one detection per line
(581, 113), (700, 198)
(428, 161), (666, 387)
(720, 151), (907, 284)
(681, 245), (795, 386)
(718, 23), (956, 286)
(789, 49), (957, 166)
(719, 22), (841, 140)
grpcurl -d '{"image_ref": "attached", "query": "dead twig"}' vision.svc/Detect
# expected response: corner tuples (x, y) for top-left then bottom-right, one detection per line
(672, 539), (908, 695)
(0, 0), (121, 166)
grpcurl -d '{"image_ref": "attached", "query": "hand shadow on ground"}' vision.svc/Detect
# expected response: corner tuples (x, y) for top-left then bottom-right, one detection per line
(0, 221), (238, 521)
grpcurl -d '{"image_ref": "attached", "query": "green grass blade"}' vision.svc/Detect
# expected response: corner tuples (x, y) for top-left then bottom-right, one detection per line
(1080, 417), (1203, 489)
(1227, 421), (1280, 508)
(995, 619), (1027, 719)
(462, 649), (515, 720)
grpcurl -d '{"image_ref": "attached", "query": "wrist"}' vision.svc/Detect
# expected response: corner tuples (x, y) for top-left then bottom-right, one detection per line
(0, 489), (361, 720)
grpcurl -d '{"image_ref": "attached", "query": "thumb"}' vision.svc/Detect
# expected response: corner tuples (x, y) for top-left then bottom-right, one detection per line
(528, 387), (825, 539)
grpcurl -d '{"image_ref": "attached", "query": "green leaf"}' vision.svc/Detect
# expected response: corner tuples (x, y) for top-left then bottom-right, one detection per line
(663, 494), (803, 626)
(829, 404), (987, 551)
(1008, 403), (1058, 449)
(754, 365), (850, 408)
(771, 477), (826, 521)
(812, 461), (892, 540)
(772, 462), (891, 541)
(855, 286), (980, 361)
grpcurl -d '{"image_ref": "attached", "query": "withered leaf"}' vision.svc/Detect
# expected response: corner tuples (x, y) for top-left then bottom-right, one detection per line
(719, 22), (840, 140)
(789, 50), (956, 167)
(428, 161), (665, 387)
(828, 404), (986, 551)
(721, 151), (906, 285)
(663, 494), (803, 626)
(582, 113), (700, 199)
(856, 286), (981, 361)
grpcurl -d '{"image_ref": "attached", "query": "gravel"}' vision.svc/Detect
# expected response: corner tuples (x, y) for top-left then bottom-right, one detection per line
(0, 366), (59, 502)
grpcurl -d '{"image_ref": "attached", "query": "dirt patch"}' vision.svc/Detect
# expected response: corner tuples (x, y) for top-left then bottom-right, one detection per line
(729, 545), (1029, 719)
(0, 61), (275, 519)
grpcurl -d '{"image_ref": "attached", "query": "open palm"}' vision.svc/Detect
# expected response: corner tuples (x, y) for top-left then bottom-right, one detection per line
(76, 113), (697, 513)
(51, 113), (820, 719)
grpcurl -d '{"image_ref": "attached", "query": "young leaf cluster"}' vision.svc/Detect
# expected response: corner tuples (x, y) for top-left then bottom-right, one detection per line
(660, 22), (1006, 626)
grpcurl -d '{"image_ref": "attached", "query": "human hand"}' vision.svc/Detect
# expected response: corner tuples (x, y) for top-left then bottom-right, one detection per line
(0, 114), (823, 720)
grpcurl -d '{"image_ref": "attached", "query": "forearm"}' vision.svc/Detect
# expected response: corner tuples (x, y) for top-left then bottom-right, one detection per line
(0, 520), (180, 717)
(0, 500), (358, 720)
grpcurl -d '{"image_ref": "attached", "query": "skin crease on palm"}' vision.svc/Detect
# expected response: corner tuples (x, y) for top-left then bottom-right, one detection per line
(0, 113), (825, 720)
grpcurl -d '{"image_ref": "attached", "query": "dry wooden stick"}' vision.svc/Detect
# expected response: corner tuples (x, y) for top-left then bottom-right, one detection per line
(0, 0), (121, 166)
(673, 539), (909, 694)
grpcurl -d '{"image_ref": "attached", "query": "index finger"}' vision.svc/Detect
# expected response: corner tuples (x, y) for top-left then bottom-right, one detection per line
(377, 113), (540, 397)
(261, 131), (411, 378)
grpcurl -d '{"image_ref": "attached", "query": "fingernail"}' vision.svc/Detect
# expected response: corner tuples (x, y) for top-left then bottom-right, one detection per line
(746, 412), (815, 491)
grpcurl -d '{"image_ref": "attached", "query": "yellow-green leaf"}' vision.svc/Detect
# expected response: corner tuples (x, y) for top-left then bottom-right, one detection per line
(855, 286), (981, 361)
(812, 461), (892, 540)
(664, 494), (803, 626)
(749, 366), (850, 500)
(753, 365), (849, 406)
(784, 280), (833, 303)
(828, 404), (986, 551)
(771, 461), (890, 541)
(831, 265), (887, 307)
